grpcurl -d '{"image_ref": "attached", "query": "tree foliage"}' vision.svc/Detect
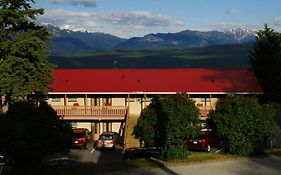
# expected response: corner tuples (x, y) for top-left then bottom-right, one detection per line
(0, 0), (54, 104)
(249, 25), (281, 103)
(133, 94), (201, 160)
(208, 95), (276, 156)
(0, 101), (73, 175)
(133, 97), (163, 147)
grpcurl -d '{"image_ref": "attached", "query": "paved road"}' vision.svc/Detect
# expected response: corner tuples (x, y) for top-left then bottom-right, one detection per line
(102, 155), (281, 175)
(69, 142), (123, 163)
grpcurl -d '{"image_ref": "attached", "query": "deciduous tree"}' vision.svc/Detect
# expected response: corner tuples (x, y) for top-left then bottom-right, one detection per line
(208, 95), (275, 156)
(134, 94), (201, 160)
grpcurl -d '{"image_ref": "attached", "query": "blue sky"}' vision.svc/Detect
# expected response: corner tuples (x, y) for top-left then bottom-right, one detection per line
(35, 0), (281, 38)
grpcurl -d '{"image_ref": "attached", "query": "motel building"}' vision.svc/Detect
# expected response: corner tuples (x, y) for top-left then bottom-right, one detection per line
(47, 68), (262, 147)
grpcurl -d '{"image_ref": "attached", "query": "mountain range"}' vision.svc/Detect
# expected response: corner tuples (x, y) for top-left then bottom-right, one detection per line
(47, 24), (257, 52)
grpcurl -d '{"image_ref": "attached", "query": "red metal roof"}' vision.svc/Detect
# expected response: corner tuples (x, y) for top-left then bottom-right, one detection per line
(49, 68), (262, 94)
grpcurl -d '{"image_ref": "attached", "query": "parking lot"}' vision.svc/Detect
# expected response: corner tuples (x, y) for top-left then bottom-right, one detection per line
(67, 142), (220, 164)
(69, 142), (124, 163)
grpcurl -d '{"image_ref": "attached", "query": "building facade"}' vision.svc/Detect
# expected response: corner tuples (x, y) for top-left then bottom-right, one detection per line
(47, 68), (262, 141)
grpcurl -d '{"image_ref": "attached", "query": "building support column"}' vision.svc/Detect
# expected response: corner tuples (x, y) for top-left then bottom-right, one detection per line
(64, 94), (67, 115)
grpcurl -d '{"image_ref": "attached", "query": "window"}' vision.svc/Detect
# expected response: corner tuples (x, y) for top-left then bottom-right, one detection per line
(144, 97), (152, 102)
(201, 98), (210, 102)
(68, 98), (77, 102)
(51, 98), (61, 102)
(126, 98), (135, 102)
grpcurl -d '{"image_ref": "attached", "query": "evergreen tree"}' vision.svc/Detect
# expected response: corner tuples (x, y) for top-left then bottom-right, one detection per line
(0, 0), (54, 104)
(249, 25), (281, 103)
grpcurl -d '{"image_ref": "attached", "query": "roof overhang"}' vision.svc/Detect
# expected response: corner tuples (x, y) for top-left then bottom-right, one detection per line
(48, 91), (263, 95)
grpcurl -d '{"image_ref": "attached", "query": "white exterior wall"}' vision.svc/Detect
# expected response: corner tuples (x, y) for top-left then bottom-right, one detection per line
(76, 122), (91, 131)
(112, 98), (125, 106)
(112, 122), (121, 132)
(128, 99), (142, 115)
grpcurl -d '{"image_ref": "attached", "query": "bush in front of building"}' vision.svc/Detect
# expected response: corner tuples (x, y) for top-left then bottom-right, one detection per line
(0, 101), (73, 175)
(208, 95), (276, 156)
(134, 93), (201, 160)
(133, 96), (164, 147)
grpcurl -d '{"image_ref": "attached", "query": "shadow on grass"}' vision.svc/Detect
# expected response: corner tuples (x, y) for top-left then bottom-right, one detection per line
(43, 157), (179, 175)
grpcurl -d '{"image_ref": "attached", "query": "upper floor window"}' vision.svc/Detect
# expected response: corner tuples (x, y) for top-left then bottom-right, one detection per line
(201, 98), (211, 106)
(68, 98), (77, 102)
(51, 98), (61, 102)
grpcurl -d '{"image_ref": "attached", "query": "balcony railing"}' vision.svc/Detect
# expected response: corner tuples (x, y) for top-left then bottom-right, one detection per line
(52, 105), (128, 119)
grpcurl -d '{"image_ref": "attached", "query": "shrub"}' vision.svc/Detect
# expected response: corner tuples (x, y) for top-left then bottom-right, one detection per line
(208, 95), (276, 156)
(134, 93), (201, 160)
(162, 146), (188, 161)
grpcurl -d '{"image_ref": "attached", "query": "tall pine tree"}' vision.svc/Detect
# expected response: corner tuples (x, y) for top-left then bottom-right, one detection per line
(0, 0), (54, 104)
(249, 25), (281, 103)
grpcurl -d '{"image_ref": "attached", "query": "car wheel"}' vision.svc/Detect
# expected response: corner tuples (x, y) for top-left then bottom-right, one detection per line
(205, 145), (211, 152)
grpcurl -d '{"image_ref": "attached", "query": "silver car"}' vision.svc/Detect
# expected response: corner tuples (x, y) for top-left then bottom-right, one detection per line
(94, 132), (122, 150)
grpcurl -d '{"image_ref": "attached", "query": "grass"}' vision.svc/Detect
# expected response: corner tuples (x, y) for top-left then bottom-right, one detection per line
(44, 148), (281, 175)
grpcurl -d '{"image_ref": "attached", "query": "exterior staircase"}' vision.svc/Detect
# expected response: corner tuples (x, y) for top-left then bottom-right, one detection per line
(124, 115), (140, 148)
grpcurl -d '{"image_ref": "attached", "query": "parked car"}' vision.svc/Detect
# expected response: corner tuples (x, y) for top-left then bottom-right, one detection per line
(188, 134), (211, 152)
(94, 132), (122, 150)
(72, 128), (90, 149)
(188, 131), (222, 152)
(122, 147), (162, 160)
(0, 155), (4, 175)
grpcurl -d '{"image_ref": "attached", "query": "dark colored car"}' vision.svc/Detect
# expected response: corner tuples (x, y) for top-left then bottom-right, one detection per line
(188, 134), (211, 152)
(122, 147), (162, 160)
(188, 131), (221, 152)
(0, 155), (4, 175)
(72, 128), (90, 149)
(94, 132), (122, 150)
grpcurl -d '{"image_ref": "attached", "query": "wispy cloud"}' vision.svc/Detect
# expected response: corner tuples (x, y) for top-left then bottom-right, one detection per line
(39, 9), (185, 37)
(206, 22), (261, 31)
(226, 9), (239, 15)
(48, 0), (97, 7)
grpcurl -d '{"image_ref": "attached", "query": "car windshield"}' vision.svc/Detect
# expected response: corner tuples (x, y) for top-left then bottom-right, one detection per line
(100, 134), (113, 140)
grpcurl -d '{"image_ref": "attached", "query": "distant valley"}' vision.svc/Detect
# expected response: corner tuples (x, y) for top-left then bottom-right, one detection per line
(48, 44), (254, 69)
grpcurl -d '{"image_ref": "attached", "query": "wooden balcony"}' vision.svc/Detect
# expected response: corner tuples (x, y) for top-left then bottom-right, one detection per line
(52, 106), (128, 121)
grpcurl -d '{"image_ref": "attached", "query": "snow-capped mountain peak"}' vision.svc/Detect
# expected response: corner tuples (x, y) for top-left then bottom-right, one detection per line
(61, 25), (88, 33)
(224, 27), (257, 41)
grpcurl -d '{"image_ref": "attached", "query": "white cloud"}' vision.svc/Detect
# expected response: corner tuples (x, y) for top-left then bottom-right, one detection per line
(38, 9), (185, 37)
(48, 0), (97, 7)
(273, 17), (281, 26)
